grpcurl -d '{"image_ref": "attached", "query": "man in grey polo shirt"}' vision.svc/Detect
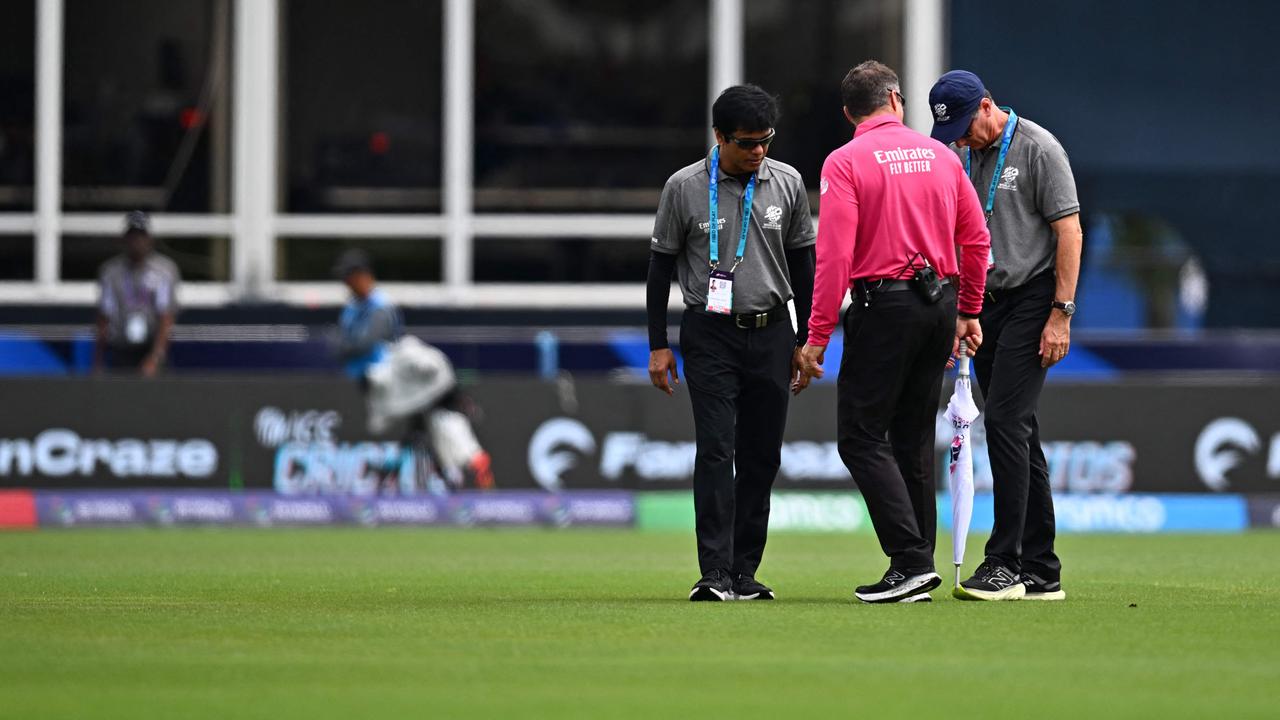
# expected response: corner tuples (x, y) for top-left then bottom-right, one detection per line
(647, 84), (816, 601)
(93, 211), (181, 376)
(929, 70), (1082, 601)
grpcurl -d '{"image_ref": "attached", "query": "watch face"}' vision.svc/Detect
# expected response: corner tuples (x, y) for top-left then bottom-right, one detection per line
(1059, 301), (1076, 316)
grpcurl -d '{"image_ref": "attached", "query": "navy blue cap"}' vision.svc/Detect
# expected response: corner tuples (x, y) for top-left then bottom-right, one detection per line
(928, 70), (986, 144)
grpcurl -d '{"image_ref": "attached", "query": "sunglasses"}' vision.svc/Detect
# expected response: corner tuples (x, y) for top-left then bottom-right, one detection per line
(961, 112), (980, 141)
(893, 89), (906, 108)
(723, 130), (776, 150)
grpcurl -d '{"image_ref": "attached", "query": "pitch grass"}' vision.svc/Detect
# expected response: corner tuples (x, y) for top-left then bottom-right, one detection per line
(1, 530), (1277, 719)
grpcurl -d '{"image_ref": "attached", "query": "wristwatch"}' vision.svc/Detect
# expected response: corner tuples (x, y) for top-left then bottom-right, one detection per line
(1051, 300), (1077, 317)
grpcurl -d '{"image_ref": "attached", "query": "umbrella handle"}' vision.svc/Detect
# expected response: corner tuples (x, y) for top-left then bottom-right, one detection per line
(954, 563), (961, 588)
(957, 340), (971, 377)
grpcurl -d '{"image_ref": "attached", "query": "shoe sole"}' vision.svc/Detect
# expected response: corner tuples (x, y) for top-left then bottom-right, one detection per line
(952, 583), (1027, 601)
(1023, 589), (1066, 601)
(689, 586), (731, 601)
(897, 593), (933, 603)
(855, 573), (942, 604)
(733, 591), (775, 601)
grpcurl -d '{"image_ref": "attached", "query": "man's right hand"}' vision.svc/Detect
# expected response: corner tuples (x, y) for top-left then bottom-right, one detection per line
(648, 349), (680, 396)
(952, 317), (983, 361)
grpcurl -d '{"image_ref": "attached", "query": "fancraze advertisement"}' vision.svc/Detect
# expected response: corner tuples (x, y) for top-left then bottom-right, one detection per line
(0, 377), (1278, 495)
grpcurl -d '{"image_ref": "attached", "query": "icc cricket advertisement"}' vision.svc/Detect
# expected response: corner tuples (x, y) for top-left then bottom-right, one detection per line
(0, 377), (1278, 496)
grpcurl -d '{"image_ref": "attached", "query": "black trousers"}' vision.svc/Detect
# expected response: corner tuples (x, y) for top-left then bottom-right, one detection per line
(105, 343), (154, 370)
(974, 270), (1061, 580)
(680, 308), (794, 578)
(837, 285), (955, 570)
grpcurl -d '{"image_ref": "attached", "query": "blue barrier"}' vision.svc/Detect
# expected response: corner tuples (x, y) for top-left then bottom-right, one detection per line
(939, 493), (1249, 533)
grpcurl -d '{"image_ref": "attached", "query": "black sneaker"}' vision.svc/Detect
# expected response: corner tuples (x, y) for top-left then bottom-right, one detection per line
(954, 559), (1026, 601)
(1022, 572), (1066, 601)
(731, 574), (775, 600)
(689, 569), (733, 601)
(854, 567), (941, 604)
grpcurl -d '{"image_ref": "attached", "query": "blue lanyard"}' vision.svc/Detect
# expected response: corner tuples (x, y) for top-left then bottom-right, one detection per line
(708, 145), (756, 270)
(965, 107), (1018, 222)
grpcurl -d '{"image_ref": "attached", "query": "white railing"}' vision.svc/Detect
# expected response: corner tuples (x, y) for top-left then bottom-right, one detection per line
(4, 0), (941, 309)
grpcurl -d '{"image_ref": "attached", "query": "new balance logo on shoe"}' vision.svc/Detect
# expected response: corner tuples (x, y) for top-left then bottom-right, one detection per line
(986, 568), (1017, 589)
(954, 560), (1027, 602)
(855, 567), (941, 604)
(1022, 572), (1067, 601)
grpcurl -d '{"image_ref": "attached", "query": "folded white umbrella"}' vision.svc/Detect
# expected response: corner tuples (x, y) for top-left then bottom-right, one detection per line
(944, 340), (980, 588)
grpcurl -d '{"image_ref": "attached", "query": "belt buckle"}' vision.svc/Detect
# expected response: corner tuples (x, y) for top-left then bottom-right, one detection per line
(735, 312), (767, 329)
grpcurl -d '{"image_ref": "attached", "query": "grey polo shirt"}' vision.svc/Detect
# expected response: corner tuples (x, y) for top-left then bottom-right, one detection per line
(963, 116), (1079, 291)
(97, 253), (181, 347)
(651, 152), (816, 313)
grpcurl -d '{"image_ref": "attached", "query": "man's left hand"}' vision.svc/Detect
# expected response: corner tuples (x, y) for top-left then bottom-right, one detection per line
(1039, 313), (1071, 368)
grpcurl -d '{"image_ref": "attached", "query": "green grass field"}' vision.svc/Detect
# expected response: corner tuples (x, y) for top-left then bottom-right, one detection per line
(1, 529), (1277, 719)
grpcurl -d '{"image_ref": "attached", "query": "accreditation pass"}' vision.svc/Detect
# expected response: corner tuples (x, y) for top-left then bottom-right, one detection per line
(706, 269), (734, 314)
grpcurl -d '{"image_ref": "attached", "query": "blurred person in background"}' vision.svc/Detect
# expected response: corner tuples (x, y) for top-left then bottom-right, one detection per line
(799, 60), (989, 604)
(334, 249), (493, 493)
(648, 85), (816, 602)
(93, 211), (180, 376)
(929, 70), (1081, 602)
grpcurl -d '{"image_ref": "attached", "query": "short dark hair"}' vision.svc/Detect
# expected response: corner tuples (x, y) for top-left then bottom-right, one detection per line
(712, 84), (779, 134)
(841, 60), (901, 118)
(332, 248), (373, 279)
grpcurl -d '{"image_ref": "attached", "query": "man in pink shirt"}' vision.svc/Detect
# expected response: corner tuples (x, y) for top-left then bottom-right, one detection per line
(798, 60), (990, 603)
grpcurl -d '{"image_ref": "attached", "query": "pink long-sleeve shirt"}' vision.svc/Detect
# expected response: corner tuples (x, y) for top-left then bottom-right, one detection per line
(807, 114), (990, 347)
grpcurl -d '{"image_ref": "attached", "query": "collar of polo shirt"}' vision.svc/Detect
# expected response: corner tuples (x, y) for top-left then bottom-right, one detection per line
(853, 114), (903, 139)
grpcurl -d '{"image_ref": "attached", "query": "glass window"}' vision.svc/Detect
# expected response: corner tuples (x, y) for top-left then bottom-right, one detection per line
(475, 1), (708, 212)
(61, 234), (230, 282)
(0, 0), (35, 211)
(474, 238), (649, 283)
(283, 0), (443, 213)
(62, 0), (233, 213)
(744, 0), (903, 198)
(0, 237), (33, 280)
(277, 238), (442, 282)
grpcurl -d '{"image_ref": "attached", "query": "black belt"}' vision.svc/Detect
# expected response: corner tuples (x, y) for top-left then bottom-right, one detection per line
(688, 303), (789, 329)
(985, 269), (1053, 304)
(853, 276), (950, 300)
